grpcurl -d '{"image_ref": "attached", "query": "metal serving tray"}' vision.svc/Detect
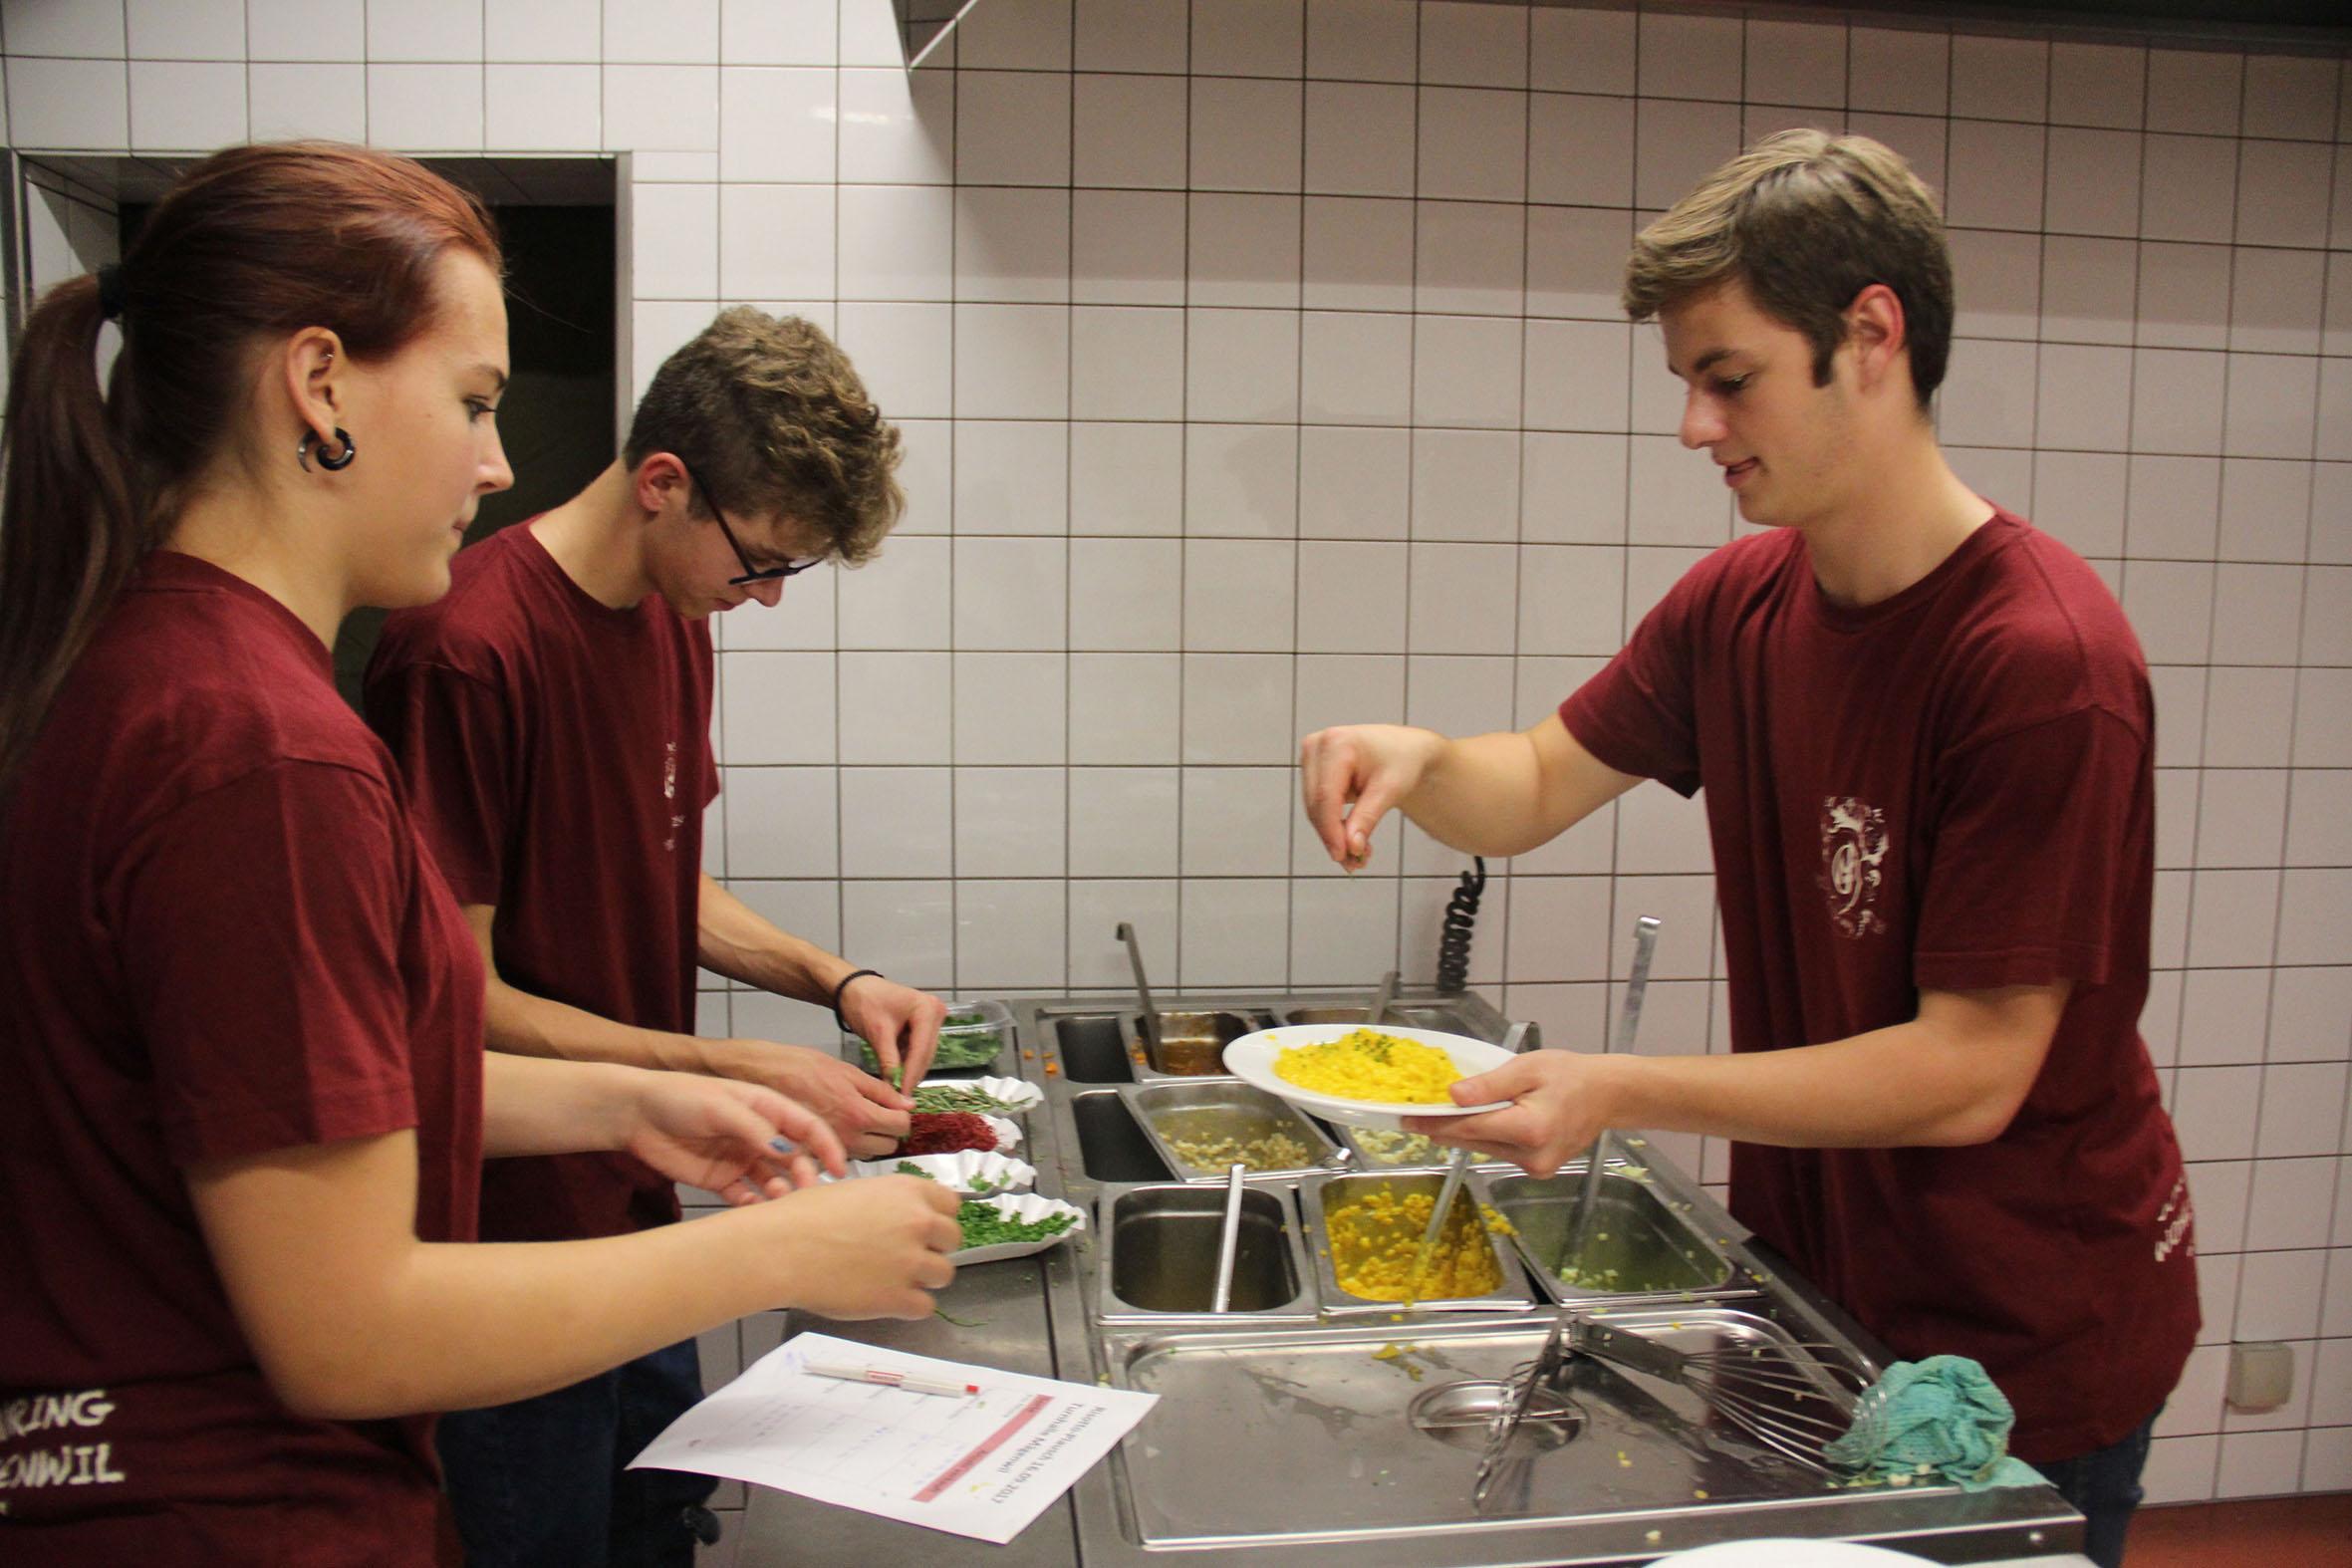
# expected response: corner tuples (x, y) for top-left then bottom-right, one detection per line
(1105, 1310), (1852, 1550)
(1298, 1170), (1532, 1317)
(1122, 1009), (1271, 1079)
(1488, 1166), (1745, 1306)
(1068, 1089), (1176, 1183)
(1115, 1078), (1344, 1181)
(1094, 1181), (1319, 1325)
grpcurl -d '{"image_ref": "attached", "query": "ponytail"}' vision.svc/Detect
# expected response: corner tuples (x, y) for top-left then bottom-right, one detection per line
(0, 274), (153, 798)
(0, 142), (498, 800)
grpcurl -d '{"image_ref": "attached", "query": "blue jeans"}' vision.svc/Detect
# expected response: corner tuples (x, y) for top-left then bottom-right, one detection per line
(2034, 1407), (2161, 1568)
(437, 1339), (717, 1568)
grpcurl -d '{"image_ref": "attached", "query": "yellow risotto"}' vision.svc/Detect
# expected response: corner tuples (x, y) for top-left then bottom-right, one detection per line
(1324, 1184), (1514, 1301)
(1272, 1029), (1462, 1104)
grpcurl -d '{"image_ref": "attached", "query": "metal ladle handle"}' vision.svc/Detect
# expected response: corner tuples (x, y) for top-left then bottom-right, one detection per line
(1114, 922), (1161, 1052)
(1210, 1162), (1247, 1312)
(1368, 968), (1399, 1026)
(1609, 915), (1662, 1058)
(1561, 915), (1662, 1275)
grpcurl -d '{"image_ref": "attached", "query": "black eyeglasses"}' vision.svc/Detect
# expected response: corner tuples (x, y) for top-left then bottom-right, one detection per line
(674, 457), (825, 587)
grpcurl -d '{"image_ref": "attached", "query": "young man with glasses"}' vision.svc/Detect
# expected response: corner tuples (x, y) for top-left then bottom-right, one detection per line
(364, 308), (944, 1568)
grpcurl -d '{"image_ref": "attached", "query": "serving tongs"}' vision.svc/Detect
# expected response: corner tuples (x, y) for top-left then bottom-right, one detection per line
(1471, 1308), (1573, 1506)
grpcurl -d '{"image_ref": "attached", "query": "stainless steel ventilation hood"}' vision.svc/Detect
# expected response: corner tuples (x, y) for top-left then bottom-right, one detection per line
(893, 0), (2344, 69)
(891, 0), (981, 68)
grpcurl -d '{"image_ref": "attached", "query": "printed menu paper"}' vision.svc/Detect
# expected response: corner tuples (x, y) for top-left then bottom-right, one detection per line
(629, 1331), (1159, 1544)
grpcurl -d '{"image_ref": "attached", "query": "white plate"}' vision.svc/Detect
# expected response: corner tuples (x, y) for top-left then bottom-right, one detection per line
(1220, 1024), (1515, 1131)
(910, 1075), (1044, 1117)
(843, 1149), (1037, 1195)
(951, 1192), (1087, 1264)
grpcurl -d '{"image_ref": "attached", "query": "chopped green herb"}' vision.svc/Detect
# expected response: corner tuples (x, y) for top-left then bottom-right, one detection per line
(895, 1161), (931, 1179)
(955, 1201), (1076, 1250)
(860, 1024), (1002, 1075)
(913, 1083), (1015, 1114)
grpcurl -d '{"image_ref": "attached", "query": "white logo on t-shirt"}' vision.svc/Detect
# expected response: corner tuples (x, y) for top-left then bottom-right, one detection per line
(2154, 1174), (2196, 1263)
(1818, 796), (1889, 938)
(662, 741), (682, 853)
(0, 1388), (129, 1501)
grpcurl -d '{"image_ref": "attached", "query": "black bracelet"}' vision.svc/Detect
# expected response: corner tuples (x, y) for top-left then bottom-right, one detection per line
(830, 967), (885, 1030)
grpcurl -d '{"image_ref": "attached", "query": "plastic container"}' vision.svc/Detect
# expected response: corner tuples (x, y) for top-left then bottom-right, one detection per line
(853, 998), (1015, 1077)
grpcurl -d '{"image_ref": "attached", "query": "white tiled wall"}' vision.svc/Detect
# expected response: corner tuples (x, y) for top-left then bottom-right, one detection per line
(5, 0), (2347, 1507)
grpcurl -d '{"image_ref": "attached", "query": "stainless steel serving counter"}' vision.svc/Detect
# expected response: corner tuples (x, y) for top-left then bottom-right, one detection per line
(735, 988), (2088, 1567)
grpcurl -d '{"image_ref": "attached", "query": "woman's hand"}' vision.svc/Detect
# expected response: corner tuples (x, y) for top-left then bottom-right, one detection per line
(755, 1176), (963, 1321)
(839, 976), (948, 1091)
(619, 1072), (849, 1201)
(1297, 724), (1446, 871)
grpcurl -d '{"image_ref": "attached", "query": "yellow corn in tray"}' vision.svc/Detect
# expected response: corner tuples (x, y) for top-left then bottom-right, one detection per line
(1324, 1184), (1510, 1301)
(1272, 1029), (1461, 1104)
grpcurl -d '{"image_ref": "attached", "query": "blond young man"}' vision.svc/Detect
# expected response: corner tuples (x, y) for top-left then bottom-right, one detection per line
(366, 309), (946, 1566)
(1300, 133), (2193, 1568)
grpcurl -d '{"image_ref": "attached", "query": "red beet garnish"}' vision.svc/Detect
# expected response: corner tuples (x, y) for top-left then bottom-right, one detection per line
(903, 1111), (997, 1156)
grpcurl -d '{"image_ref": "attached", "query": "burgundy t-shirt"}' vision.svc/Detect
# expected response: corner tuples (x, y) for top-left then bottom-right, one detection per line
(1561, 511), (2198, 1462)
(0, 553), (484, 1561)
(365, 522), (717, 1243)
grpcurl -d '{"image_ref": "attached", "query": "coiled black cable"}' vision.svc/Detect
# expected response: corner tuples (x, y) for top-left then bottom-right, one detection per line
(1435, 856), (1486, 994)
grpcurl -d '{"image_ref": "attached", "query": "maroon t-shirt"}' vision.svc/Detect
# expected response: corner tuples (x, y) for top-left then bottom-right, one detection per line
(1561, 511), (2197, 1462)
(365, 522), (717, 1243)
(0, 553), (484, 1561)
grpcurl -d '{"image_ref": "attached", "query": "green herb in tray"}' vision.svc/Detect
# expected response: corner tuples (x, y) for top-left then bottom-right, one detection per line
(912, 1082), (1014, 1114)
(956, 1201), (1076, 1250)
(893, 1158), (1012, 1196)
(858, 1011), (1003, 1075)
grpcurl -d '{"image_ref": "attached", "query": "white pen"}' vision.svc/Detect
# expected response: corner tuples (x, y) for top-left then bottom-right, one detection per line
(803, 1362), (978, 1398)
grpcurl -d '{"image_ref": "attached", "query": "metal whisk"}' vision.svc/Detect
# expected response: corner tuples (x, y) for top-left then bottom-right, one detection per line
(1569, 1315), (1871, 1475)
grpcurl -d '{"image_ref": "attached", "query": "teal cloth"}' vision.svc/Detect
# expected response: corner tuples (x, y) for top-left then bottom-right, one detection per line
(1821, 1355), (2046, 1491)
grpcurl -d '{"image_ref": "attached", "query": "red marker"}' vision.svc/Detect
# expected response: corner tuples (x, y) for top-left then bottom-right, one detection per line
(804, 1362), (978, 1398)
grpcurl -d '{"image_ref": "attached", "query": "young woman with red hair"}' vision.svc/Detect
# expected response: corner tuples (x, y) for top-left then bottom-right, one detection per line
(0, 143), (958, 1564)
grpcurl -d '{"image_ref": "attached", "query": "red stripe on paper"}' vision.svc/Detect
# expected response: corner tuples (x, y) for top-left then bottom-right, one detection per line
(912, 1394), (1054, 1503)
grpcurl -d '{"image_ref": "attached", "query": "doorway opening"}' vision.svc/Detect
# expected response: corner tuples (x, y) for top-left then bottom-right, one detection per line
(6, 152), (620, 708)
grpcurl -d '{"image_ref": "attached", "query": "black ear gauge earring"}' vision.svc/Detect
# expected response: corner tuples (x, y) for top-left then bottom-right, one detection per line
(297, 428), (358, 472)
